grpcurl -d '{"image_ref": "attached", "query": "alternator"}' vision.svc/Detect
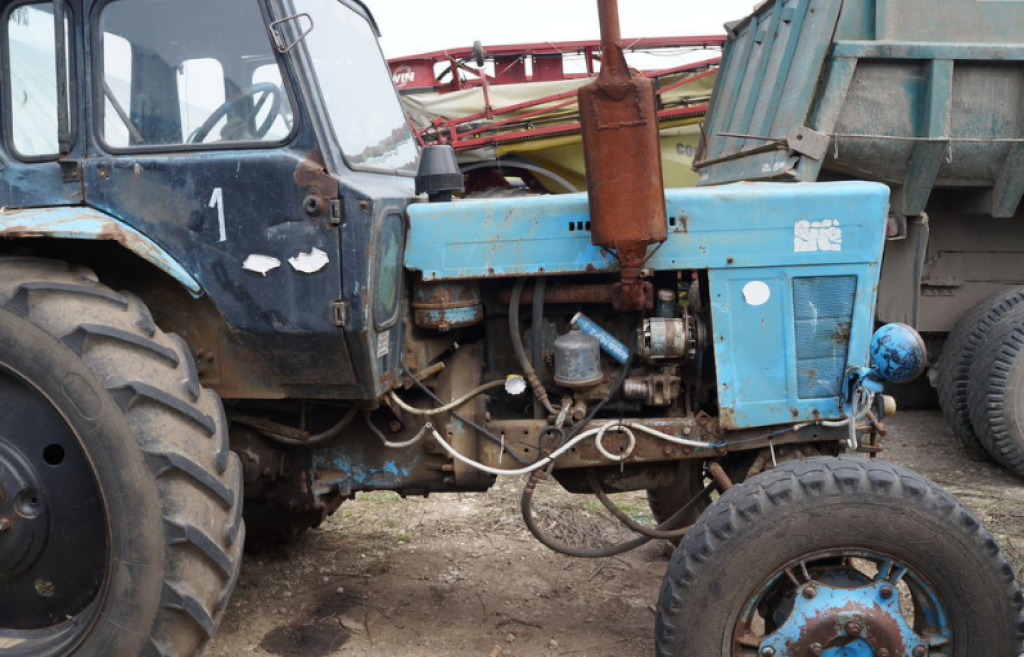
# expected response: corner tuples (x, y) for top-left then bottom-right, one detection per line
(638, 314), (705, 361)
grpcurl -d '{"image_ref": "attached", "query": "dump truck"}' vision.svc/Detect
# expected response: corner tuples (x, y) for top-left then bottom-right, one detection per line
(0, 1), (1021, 656)
(696, 0), (1024, 478)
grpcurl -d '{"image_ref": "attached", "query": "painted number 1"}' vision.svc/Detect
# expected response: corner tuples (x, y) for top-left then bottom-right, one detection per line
(209, 187), (226, 242)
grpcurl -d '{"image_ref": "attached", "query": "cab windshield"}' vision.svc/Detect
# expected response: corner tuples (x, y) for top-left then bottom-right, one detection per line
(291, 0), (419, 172)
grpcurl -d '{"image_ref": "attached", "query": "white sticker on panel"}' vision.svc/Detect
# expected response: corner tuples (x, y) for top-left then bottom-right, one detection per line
(742, 281), (772, 306)
(794, 219), (842, 252)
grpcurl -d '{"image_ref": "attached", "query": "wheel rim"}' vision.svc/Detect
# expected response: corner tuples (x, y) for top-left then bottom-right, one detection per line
(0, 366), (109, 654)
(733, 550), (952, 657)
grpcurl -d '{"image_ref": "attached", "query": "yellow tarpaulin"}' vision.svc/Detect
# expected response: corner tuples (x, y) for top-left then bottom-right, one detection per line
(400, 71), (715, 193)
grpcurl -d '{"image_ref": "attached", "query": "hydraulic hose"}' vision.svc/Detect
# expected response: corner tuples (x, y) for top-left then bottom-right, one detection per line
(531, 277), (547, 419)
(521, 472), (716, 557)
(401, 363), (529, 466)
(232, 404), (359, 446)
(587, 469), (713, 540)
(510, 278), (558, 416)
(388, 379), (506, 416)
(519, 355), (647, 557)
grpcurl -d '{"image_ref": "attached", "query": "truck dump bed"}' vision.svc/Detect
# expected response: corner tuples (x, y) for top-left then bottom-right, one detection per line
(697, 0), (1024, 218)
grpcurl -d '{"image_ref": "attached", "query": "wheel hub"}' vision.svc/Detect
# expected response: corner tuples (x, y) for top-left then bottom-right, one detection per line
(0, 440), (52, 576)
(0, 369), (108, 631)
(758, 579), (943, 657)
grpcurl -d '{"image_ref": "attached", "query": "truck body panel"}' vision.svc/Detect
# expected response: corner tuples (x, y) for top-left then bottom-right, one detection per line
(696, 0), (1024, 331)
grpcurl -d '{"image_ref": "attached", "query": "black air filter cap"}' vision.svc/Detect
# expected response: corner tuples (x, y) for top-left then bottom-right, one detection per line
(415, 145), (464, 201)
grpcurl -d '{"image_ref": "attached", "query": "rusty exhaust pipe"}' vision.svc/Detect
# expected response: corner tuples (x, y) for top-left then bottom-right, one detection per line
(579, 0), (667, 311)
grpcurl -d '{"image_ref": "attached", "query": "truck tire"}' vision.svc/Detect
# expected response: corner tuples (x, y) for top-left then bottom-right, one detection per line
(655, 457), (1024, 657)
(0, 257), (243, 656)
(937, 288), (1024, 459)
(967, 303), (1024, 476)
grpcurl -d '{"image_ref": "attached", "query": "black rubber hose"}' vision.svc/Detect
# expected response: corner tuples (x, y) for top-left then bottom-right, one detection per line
(232, 405), (359, 445)
(522, 473), (715, 557)
(401, 363), (530, 466)
(510, 278), (557, 416)
(531, 277), (547, 419)
(588, 468), (713, 540)
(521, 354), (696, 557)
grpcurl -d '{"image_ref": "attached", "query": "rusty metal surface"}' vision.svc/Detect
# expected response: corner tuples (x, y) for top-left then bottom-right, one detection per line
(482, 417), (848, 470)
(498, 283), (617, 305)
(579, 0), (667, 311)
(707, 461), (733, 491)
(411, 278), (484, 330)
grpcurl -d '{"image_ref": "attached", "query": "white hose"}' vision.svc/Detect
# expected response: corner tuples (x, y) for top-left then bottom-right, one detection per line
(595, 423), (636, 461)
(371, 417), (717, 477)
(388, 380), (507, 416)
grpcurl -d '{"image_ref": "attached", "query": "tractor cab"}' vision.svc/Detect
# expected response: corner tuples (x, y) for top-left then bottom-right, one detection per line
(1, 0), (418, 401)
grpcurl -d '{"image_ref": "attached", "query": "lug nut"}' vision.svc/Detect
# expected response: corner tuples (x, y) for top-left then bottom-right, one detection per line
(809, 642), (823, 656)
(880, 585), (894, 600)
(760, 647), (775, 657)
(845, 621), (862, 638)
(912, 647), (927, 657)
(802, 585), (817, 599)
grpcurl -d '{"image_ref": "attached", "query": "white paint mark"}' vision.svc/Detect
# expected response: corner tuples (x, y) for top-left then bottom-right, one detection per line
(742, 280), (772, 306)
(242, 254), (281, 276)
(209, 187), (226, 242)
(377, 331), (390, 358)
(288, 247), (330, 273)
(794, 219), (842, 252)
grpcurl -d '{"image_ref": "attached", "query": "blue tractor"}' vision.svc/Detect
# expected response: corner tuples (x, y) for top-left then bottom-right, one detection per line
(0, 1), (1019, 656)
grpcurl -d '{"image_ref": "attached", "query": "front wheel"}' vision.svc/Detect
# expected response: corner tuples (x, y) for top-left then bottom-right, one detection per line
(655, 457), (1024, 657)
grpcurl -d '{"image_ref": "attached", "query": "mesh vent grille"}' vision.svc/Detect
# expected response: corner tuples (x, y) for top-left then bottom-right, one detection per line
(793, 276), (856, 399)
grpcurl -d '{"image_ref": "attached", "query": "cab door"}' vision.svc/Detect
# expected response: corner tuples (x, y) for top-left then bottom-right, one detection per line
(80, 0), (357, 397)
(0, 1), (82, 208)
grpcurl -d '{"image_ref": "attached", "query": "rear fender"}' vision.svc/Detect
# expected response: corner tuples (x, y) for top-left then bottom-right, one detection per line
(0, 206), (202, 297)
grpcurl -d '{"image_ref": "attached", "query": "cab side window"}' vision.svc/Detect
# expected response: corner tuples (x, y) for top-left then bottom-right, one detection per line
(99, 0), (294, 149)
(6, 2), (71, 158)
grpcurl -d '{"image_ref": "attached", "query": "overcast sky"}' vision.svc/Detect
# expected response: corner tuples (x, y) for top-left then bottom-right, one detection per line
(372, 0), (758, 59)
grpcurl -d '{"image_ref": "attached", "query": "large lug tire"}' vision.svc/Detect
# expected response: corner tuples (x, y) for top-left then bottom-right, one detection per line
(655, 457), (1024, 657)
(967, 303), (1024, 476)
(0, 258), (244, 656)
(936, 287), (1024, 459)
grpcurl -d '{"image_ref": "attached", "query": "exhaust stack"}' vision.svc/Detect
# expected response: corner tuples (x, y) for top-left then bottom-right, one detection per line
(578, 0), (667, 311)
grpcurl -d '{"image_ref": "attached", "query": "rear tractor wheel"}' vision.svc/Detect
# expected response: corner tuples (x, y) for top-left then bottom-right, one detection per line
(0, 257), (244, 656)
(656, 457), (1024, 657)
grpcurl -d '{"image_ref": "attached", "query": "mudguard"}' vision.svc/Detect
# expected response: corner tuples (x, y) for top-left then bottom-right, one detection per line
(0, 206), (202, 297)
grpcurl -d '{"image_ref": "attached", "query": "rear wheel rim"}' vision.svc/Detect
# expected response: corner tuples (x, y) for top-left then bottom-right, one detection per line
(733, 549), (952, 657)
(0, 365), (109, 654)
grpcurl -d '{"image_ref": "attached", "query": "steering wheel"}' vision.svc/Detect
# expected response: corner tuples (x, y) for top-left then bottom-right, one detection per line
(189, 82), (283, 144)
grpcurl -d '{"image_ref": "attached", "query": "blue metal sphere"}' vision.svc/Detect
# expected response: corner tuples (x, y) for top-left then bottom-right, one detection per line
(870, 323), (927, 383)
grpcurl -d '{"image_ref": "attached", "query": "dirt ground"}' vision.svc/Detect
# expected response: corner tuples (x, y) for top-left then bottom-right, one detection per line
(205, 411), (1024, 657)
